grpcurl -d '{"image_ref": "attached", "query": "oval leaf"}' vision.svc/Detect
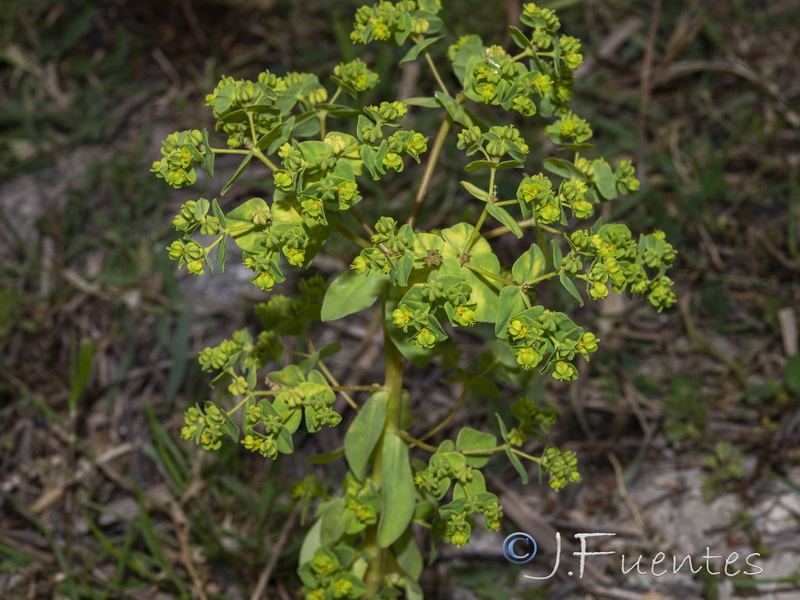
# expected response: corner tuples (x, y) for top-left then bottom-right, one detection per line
(378, 432), (415, 548)
(344, 392), (388, 481)
(321, 270), (387, 321)
(512, 243), (547, 284)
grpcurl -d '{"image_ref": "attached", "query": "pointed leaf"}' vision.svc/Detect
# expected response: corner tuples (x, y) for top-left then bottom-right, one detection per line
(216, 234), (227, 273)
(460, 180), (489, 202)
(487, 203), (523, 238)
(509, 26), (532, 50)
(220, 151), (254, 196)
(399, 36), (443, 65)
(543, 157), (587, 181)
(559, 272), (583, 306)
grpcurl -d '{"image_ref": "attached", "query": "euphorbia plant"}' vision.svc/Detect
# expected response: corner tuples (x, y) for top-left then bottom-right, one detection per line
(153, 1), (677, 597)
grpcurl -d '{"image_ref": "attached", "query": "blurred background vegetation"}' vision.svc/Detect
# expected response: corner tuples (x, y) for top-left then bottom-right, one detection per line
(1, 0), (798, 598)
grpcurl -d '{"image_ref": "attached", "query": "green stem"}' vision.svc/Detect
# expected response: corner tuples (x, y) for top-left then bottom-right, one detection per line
(511, 49), (532, 61)
(407, 113), (452, 228)
(511, 447), (542, 464)
(398, 430), (438, 453)
(365, 299), (405, 595)
(335, 223), (372, 248)
(424, 48), (450, 96)
(527, 271), (560, 286)
(483, 218), (566, 240)
(465, 168), (496, 250)
(463, 262), (517, 287)
(209, 147), (251, 155)
(253, 148), (279, 171)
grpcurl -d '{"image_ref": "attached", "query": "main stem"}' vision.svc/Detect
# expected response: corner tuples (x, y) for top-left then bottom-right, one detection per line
(364, 298), (405, 596)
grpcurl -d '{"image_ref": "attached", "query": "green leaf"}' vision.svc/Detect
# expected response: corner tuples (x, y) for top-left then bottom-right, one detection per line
(512, 243), (547, 284)
(316, 103), (360, 118)
(464, 160), (496, 173)
(440, 223), (503, 323)
(214, 84), (236, 113)
(256, 117), (293, 152)
(378, 432), (415, 548)
(400, 36), (443, 65)
(201, 129), (215, 177)
(321, 270), (387, 321)
(394, 530), (423, 580)
(434, 91), (472, 127)
(360, 145), (379, 180)
(460, 180), (489, 202)
(557, 142), (595, 152)
(551, 239), (563, 270)
(394, 253), (414, 287)
(559, 272), (583, 306)
(215, 234), (227, 273)
(320, 498), (346, 545)
(268, 364), (306, 388)
(465, 159), (523, 172)
(220, 151), (254, 196)
(451, 35), (485, 85)
(543, 157), (587, 181)
(509, 26), (532, 50)
(593, 160), (617, 200)
(344, 392), (388, 481)
(495, 285), (527, 338)
(496, 414), (528, 484)
(299, 519), (323, 564)
(331, 75), (358, 99)
(487, 203), (523, 238)
(455, 427), (497, 468)
(403, 96), (441, 108)
(225, 197), (268, 251)
(211, 198), (226, 228)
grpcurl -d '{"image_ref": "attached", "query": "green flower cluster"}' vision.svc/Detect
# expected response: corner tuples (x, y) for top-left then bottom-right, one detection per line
(457, 124), (529, 161)
(540, 446), (580, 491)
(171, 198), (221, 236)
(151, 130), (210, 188)
(333, 58), (380, 93)
(350, 0), (442, 45)
(414, 439), (503, 547)
(546, 110), (592, 144)
(351, 217), (417, 280)
(516, 174), (596, 222)
(298, 547), (366, 600)
(453, 5), (580, 117)
(180, 402), (228, 450)
(391, 275), (476, 348)
(166, 238), (206, 276)
(507, 396), (558, 446)
(205, 70), (324, 148)
(507, 307), (598, 380)
(569, 224), (677, 310)
(198, 327), (282, 377)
